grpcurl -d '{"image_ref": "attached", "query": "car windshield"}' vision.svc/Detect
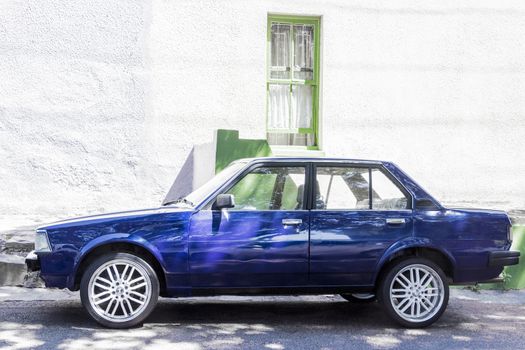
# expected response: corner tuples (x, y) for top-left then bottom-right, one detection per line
(164, 161), (247, 208)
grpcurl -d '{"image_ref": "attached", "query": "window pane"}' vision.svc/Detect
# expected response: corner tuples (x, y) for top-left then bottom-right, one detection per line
(371, 169), (408, 210)
(281, 171), (307, 210)
(266, 132), (314, 146)
(291, 85), (313, 129)
(316, 167), (370, 209)
(226, 167), (305, 210)
(268, 84), (290, 130)
(270, 24), (291, 79)
(293, 25), (314, 80)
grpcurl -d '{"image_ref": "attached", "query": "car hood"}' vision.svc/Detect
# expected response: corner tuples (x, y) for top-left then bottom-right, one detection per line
(38, 206), (193, 230)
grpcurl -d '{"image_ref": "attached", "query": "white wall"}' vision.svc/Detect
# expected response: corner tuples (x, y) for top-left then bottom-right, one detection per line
(320, 1), (525, 213)
(1, 0), (524, 227)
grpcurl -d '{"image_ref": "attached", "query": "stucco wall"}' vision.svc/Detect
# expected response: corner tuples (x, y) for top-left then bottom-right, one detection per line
(1, 0), (524, 227)
(320, 1), (525, 213)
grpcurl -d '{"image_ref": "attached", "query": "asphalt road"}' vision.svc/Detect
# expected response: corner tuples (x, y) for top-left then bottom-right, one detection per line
(0, 289), (524, 350)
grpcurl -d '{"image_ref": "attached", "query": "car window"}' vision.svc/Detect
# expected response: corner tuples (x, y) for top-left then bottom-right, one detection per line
(315, 166), (408, 210)
(316, 167), (370, 209)
(225, 166), (306, 210)
(371, 168), (408, 210)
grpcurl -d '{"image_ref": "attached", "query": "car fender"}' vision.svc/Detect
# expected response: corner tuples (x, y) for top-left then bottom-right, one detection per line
(67, 233), (167, 289)
(373, 237), (457, 282)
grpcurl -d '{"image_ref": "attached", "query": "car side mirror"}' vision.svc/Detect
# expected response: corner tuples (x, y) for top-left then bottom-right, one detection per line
(415, 198), (439, 210)
(213, 194), (235, 210)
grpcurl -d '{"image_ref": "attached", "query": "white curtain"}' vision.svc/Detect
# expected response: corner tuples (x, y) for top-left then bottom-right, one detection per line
(292, 85), (312, 129)
(268, 84), (289, 129)
(267, 132), (314, 146)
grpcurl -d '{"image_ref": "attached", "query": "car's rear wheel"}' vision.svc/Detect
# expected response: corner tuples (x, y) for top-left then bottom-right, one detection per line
(378, 258), (449, 328)
(340, 293), (376, 303)
(80, 252), (159, 328)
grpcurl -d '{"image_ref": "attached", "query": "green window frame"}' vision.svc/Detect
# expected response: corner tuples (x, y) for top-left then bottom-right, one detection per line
(266, 15), (321, 150)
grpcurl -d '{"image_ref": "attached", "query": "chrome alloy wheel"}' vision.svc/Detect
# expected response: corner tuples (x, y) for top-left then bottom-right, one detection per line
(88, 259), (152, 323)
(389, 264), (445, 323)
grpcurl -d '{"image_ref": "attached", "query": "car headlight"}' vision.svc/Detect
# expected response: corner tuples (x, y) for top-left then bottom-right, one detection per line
(34, 229), (51, 252)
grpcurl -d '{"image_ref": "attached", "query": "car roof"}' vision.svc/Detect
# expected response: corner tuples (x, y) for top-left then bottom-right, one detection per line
(238, 157), (387, 165)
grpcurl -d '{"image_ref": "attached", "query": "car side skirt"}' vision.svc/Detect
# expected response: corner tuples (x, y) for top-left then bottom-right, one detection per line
(175, 285), (376, 297)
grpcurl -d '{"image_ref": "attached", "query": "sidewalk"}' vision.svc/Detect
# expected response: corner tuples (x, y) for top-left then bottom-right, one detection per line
(0, 286), (78, 302)
(1, 287), (524, 350)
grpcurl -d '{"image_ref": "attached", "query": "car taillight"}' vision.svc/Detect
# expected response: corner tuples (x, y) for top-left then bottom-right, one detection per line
(508, 224), (513, 242)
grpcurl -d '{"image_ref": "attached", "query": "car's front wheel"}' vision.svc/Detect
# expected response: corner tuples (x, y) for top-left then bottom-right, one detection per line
(378, 258), (449, 328)
(80, 252), (159, 328)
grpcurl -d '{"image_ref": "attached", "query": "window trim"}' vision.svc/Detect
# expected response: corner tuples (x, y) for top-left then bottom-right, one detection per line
(266, 14), (321, 149)
(311, 163), (413, 211)
(196, 160), (414, 211)
(202, 162), (312, 211)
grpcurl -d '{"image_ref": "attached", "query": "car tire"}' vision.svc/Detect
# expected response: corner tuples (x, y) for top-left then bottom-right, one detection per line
(378, 257), (449, 328)
(80, 252), (159, 329)
(340, 293), (377, 303)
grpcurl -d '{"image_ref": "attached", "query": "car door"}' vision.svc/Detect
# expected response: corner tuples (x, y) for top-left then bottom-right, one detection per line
(309, 164), (413, 286)
(188, 163), (310, 288)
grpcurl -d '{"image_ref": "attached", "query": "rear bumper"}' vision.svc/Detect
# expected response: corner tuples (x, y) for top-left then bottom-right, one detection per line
(488, 250), (520, 267)
(25, 251), (40, 272)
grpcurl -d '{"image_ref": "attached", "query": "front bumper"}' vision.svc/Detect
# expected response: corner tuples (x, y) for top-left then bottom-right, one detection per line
(25, 250), (40, 272)
(488, 250), (520, 267)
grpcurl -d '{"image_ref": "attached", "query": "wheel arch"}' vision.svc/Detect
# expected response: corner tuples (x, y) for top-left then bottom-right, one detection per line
(70, 236), (167, 294)
(374, 240), (456, 286)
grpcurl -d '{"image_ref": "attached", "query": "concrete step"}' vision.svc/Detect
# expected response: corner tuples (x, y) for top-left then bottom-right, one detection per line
(0, 254), (26, 286)
(0, 225), (45, 287)
(1, 226), (35, 254)
(4, 237), (34, 254)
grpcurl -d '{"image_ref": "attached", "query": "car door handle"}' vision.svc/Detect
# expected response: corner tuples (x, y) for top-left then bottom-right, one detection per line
(282, 219), (302, 226)
(386, 218), (406, 225)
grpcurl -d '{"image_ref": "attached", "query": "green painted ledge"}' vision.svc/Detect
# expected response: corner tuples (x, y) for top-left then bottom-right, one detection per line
(215, 129), (272, 173)
(478, 225), (525, 290)
(503, 225), (525, 289)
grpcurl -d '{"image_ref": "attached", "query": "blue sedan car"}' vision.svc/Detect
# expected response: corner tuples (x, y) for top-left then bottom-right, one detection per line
(26, 157), (519, 328)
